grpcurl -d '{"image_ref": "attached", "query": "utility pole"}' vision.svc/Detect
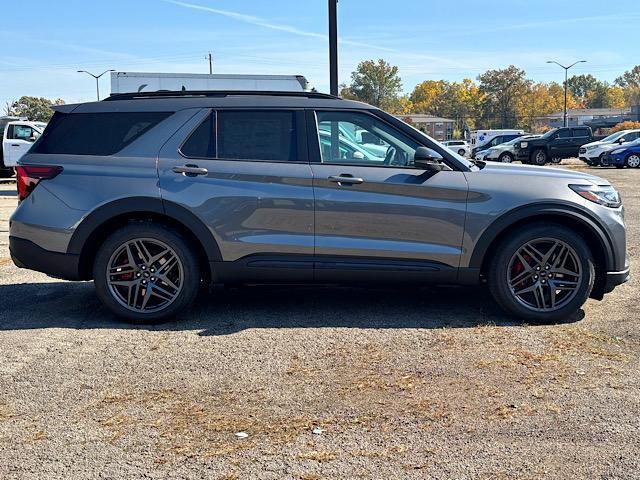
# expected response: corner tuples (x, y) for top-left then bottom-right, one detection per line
(77, 69), (115, 101)
(328, 0), (338, 96)
(207, 52), (213, 74)
(546, 60), (587, 127)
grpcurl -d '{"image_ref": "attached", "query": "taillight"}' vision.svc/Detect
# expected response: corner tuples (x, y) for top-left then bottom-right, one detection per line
(16, 165), (63, 202)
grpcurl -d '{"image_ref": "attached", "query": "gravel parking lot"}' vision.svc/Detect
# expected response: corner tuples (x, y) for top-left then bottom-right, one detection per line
(0, 165), (638, 479)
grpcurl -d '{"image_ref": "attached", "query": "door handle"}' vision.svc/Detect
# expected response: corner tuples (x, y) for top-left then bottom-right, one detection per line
(11, 144), (20, 147)
(328, 175), (364, 185)
(172, 165), (208, 176)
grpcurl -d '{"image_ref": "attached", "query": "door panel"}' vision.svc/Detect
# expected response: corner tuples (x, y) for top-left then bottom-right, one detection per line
(309, 109), (468, 281)
(158, 109), (314, 281)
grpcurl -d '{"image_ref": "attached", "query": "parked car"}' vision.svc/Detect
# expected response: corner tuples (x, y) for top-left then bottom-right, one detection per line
(515, 126), (595, 165)
(10, 90), (629, 324)
(579, 129), (640, 166)
(601, 138), (640, 168)
(442, 140), (470, 157)
(1, 120), (46, 176)
(484, 135), (541, 163)
(470, 130), (525, 158)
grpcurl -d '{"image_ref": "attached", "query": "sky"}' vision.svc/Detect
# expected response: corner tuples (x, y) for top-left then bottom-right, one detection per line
(1, 0), (639, 109)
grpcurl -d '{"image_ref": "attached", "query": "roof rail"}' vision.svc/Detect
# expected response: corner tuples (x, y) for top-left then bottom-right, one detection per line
(104, 90), (340, 101)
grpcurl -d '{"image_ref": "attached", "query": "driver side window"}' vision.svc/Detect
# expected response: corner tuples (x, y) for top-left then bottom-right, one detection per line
(316, 111), (420, 167)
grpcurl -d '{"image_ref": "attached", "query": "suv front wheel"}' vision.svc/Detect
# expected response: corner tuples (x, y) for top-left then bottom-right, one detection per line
(488, 224), (595, 323)
(531, 149), (548, 166)
(93, 223), (200, 323)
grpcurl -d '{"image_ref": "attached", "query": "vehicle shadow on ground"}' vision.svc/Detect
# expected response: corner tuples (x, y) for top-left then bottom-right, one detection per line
(0, 281), (584, 334)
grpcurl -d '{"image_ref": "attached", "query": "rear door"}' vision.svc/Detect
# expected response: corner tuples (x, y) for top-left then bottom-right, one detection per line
(158, 108), (314, 282)
(308, 109), (468, 283)
(571, 128), (591, 156)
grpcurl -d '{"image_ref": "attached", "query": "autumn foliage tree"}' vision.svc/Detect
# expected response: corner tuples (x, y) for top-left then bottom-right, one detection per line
(7, 96), (65, 122)
(609, 121), (640, 133)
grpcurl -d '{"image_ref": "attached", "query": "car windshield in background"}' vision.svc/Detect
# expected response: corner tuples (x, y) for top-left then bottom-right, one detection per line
(541, 128), (558, 139)
(601, 131), (627, 143)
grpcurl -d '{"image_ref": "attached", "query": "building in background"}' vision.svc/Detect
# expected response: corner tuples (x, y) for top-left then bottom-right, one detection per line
(396, 114), (455, 141)
(542, 107), (634, 129)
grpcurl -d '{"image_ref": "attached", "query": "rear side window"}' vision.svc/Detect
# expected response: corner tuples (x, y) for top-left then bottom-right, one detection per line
(33, 111), (171, 156)
(217, 110), (297, 161)
(572, 128), (589, 138)
(181, 113), (215, 158)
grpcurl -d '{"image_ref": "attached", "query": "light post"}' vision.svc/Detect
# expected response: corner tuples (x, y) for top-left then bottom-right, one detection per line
(77, 69), (115, 101)
(546, 60), (586, 127)
(328, 0), (338, 96)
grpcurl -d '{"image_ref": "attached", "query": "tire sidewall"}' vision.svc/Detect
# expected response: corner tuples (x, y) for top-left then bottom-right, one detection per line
(499, 153), (514, 163)
(488, 224), (595, 323)
(93, 223), (200, 323)
(626, 154), (640, 168)
(532, 149), (547, 165)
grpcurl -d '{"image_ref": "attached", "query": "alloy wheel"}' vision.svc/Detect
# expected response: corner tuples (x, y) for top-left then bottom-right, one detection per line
(107, 238), (184, 313)
(507, 238), (582, 312)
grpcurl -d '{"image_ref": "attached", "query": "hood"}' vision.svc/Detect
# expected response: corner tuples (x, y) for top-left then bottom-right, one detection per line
(476, 161), (607, 184)
(581, 140), (608, 149)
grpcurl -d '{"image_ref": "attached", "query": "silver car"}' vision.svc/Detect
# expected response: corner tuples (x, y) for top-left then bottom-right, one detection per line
(10, 91), (629, 323)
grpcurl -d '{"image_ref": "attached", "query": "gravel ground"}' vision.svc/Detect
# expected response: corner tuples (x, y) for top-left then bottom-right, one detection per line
(0, 165), (638, 479)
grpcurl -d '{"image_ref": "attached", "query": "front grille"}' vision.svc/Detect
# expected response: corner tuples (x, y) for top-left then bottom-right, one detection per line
(579, 148), (586, 154)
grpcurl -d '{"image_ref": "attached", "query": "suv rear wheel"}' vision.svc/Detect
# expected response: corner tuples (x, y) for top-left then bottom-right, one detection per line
(488, 224), (595, 323)
(93, 223), (200, 323)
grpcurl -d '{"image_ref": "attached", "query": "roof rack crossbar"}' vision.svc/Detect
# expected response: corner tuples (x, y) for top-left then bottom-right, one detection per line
(104, 90), (339, 101)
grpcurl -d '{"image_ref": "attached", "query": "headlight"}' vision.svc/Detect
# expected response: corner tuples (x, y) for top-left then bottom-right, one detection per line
(570, 184), (621, 208)
(520, 142), (528, 148)
(586, 145), (597, 151)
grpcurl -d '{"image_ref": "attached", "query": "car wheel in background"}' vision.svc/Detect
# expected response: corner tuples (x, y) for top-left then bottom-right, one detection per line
(499, 152), (514, 163)
(551, 157), (562, 164)
(93, 223), (201, 323)
(625, 154), (640, 168)
(488, 223), (595, 323)
(531, 149), (548, 165)
(458, 148), (466, 156)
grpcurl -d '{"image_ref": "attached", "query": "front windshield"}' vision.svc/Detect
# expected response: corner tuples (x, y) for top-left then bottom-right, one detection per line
(541, 128), (558, 139)
(601, 131), (627, 143)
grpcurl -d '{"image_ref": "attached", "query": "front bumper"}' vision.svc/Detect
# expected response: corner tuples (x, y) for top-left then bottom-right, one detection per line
(601, 153), (625, 167)
(604, 266), (630, 293)
(10, 236), (82, 280)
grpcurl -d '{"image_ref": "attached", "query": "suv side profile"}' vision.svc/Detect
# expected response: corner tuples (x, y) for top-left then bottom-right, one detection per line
(10, 91), (629, 323)
(516, 126), (595, 165)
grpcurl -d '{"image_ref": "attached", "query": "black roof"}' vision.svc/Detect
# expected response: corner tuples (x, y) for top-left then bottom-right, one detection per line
(57, 90), (375, 114)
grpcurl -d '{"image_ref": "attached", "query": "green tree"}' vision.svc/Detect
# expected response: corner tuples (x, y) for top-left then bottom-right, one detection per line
(615, 65), (640, 88)
(477, 66), (531, 128)
(567, 74), (599, 106)
(7, 96), (65, 122)
(342, 59), (402, 110)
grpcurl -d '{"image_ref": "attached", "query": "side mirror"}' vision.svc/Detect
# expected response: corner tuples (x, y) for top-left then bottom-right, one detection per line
(617, 138), (626, 144)
(414, 146), (445, 172)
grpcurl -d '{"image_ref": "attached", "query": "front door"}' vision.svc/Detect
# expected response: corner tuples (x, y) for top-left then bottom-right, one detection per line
(158, 108), (314, 282)
(309, 110), (468, 283)
(4, 124), (37, 166)
(548, 129), (573, 158)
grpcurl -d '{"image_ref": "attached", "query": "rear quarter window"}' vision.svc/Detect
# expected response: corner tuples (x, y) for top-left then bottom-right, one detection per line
(33, 111), (171, 156)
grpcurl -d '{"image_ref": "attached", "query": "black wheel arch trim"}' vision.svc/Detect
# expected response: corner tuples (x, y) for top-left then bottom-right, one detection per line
(469, 202), (616, 271)
(67, 196), (222, 261)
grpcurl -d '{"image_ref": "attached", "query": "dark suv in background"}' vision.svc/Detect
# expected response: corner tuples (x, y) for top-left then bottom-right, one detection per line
(9, 91), (629, 323)
(515, 126), (598, 165)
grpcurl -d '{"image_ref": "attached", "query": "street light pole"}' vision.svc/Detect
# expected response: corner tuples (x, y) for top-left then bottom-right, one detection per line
(328, 0), (338, 96)
(546, 60), (587, 127)
(77, 69), (116, 101)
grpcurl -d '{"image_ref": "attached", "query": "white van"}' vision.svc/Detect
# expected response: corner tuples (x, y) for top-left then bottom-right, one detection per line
(1, 120), (47, 174)
(470, 129), (525, 156)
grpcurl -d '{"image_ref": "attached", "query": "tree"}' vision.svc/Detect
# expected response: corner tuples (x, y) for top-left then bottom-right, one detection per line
(567, 74), (599, 107)
(478, 66), (531, 128)
(615, 65), (640, 89)
(586, 81), (624, 109)
(610, 121), (640, 133)
(409, 80), (447, 115)
(7, 96), (65, 122)
(516, 82), (579, 131)
(342, 59), (402, 110)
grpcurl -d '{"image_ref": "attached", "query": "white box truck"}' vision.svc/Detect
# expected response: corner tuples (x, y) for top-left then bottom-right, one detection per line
(110, 72), (311, 94)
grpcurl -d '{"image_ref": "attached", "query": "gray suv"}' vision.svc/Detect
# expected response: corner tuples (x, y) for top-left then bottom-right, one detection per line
(9, 91), (629, 323)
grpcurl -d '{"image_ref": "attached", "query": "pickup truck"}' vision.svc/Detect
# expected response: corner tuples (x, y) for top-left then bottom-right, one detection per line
(514, 126), (598, 165)
(0, 120), (46, 177)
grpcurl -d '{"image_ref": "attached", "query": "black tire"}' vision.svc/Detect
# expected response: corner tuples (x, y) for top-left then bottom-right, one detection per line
(531, 149), (548, 166)
(458, 148), (466, 156)
(488, 223), (595, 323)
(0, 168), (13, 178)
(93, 223), (201, 324)
(615, 165), (624, 169)
(499, 152), (514, 163)
(551, 157), (562, 164)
